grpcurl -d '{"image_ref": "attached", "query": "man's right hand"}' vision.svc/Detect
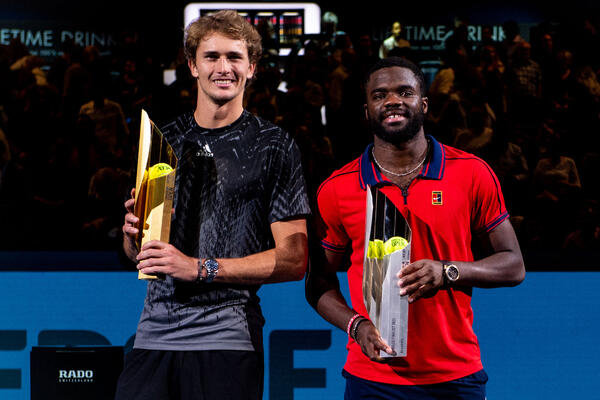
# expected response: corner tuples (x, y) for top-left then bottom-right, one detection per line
(355, 319), (396, 362)
(122, 188), (139, 261)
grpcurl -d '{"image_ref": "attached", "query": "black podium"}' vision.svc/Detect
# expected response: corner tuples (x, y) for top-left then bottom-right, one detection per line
(30, 346), (123, 400)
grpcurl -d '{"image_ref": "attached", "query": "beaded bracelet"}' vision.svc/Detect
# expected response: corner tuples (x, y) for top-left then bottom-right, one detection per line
(351, 317), (368, 342)
(346, 313), (362, 336)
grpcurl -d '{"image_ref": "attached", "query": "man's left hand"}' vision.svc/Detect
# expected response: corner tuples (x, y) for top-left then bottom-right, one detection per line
(397, 259), (444, 303)
(137, 240), (198, 282)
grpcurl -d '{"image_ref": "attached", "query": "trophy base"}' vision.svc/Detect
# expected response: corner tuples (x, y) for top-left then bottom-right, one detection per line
(138, 271), (165, 280)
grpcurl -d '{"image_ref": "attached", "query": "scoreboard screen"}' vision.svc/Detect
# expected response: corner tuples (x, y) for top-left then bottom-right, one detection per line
(184, 3), (321, 56)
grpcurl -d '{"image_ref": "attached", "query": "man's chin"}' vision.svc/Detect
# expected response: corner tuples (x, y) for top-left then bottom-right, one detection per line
(371, 111), (424, 145)
(209, 93), (236, 105)
(374, 127), (419, 145)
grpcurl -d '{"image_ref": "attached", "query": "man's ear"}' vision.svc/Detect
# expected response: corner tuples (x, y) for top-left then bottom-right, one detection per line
(188, 58), (198, 79)
(364, 104), (369, 121)
(247, 63), (256, 80)
(421, 96), (429, 114)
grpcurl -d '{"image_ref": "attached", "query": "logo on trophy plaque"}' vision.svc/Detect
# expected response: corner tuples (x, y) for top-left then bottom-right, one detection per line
(133, 110), (178, 280)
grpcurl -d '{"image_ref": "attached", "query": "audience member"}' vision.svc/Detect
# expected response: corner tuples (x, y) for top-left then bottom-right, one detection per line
(379, 22), (411, 59)
(506, 41), (543, 121)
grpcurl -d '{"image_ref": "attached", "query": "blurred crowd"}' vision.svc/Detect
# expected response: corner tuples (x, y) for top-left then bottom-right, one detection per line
(1, 14), (599, 260)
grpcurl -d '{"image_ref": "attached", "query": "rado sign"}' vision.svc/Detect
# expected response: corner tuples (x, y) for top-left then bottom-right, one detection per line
(30, 346), (123, 400)
(58, 369), (94, 383)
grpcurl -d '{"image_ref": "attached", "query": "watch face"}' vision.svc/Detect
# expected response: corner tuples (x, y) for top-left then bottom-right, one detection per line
(446, 265), (459, 281)
(204, 258), (218, 270)
(203, 258), (219, 283)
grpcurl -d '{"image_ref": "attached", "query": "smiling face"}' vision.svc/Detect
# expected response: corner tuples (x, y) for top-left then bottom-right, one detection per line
(365, 66), (428, 146)
(188, 32), (256, 106)
(392, 22), (402, 38)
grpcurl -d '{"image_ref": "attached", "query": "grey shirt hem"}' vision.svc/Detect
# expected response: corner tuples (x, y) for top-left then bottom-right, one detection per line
(133, 340), (257, 352)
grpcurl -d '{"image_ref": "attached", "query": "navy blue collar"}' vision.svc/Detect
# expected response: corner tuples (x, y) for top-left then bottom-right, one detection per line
(359, 135), (445, 189)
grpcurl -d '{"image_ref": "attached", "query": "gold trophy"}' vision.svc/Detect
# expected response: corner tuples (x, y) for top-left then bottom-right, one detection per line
(363, 186), (411, 357)
(134, 110), (178, 280)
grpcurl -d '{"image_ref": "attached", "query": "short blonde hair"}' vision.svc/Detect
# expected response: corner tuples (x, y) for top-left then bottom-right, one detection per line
(184, 10), (262, 65)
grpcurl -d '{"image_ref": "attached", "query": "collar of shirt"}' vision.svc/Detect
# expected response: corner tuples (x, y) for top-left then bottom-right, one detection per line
(358, 135), (445, 190)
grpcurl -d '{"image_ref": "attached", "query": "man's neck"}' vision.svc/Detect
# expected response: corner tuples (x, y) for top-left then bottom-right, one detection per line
(372, 131), (428, 171)
(193, 96), (244, 129)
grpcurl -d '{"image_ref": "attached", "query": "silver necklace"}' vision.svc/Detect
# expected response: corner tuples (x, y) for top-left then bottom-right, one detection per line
(371, 143), (429, 177)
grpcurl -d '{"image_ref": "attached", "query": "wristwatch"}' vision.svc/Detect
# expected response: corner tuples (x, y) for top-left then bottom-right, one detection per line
(196, 258), (219, 283)
(202, 258), (219, 283)
(441, 261), (460, 286)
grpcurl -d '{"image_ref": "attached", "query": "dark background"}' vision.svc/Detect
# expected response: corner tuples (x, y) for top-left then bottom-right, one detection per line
(1, 1), (599, 268)
(2, 0), (598, 64)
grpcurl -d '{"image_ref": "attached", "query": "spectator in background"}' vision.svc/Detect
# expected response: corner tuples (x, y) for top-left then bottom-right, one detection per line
(81, 167), (130, 249)
(573, 65), (600, 144)
(47, 39), (76, 93)
(545, 49), (576, 102)
(255, 18), (279, 57)
(572, 17), (600, 73)
(444, 16), (473, 62)
(534, 134), (581, 198)
(499, 20), (523, 66)
(453, 102), (495, 156)
(427, 47), (482, 144)
(327, 48), (353, 117)
(78, 71), (130, 170)
(356, 33), (379, 68)
(10, 54), (48, 87)
(506, 41), (542, 121)
(154, 61), (197, 124)
(116, 57), (143, 119)
(533, 32), (557, 90)
(481, 128), (530, 215)
(62, 44), (91, 122)
(333, 33), (379, 165)
(321, 11), (346, 56)
(379, 22), (411, 59)
(477, 44), (507, 118)
(244, 59), (281, 123)
(530, 125), (582, 247)
(563, 200), (600, 250)
(474, 25), (498, 62)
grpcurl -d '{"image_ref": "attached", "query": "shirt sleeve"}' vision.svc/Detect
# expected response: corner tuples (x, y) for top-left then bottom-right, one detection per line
(315, 177), (349, 253)
(471, 158), (509, 233)
(268, 132), (311, 223)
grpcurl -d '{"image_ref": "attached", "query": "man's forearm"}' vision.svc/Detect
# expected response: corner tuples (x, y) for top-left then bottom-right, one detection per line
(398, 219), (525, 302)
(451, 249), (525, 288)
(305, 249), (356, 333)
(315, 288), (358, 333)
(135, 220), (308, 284)
(456, 220), (525, 288)
(310, 273), (396, 361)
(212, 232), (308, 285)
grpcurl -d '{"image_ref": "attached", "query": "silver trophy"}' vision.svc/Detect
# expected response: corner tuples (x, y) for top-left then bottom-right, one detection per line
(363, 186), (411, 358)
